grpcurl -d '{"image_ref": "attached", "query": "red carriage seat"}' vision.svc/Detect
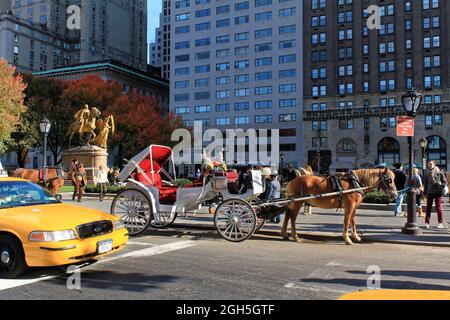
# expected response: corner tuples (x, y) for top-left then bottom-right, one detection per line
(226, 171), (240, 194)
(136, 158), (177, 204)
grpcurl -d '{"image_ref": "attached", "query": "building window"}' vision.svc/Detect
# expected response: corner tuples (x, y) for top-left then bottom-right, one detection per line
(378, 138), (400, 166)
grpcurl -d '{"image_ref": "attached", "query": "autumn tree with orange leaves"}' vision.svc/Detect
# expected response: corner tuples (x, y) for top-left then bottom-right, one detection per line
(0, 59), (27, 152)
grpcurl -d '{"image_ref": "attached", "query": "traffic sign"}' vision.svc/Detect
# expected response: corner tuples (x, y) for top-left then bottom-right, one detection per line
(397, 116), (415, 137)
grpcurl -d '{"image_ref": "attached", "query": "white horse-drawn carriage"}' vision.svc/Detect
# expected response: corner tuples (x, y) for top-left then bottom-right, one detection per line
(110, 145), (274, 242)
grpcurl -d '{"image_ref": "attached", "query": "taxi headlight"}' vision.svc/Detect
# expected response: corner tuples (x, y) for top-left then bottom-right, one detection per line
(113, 220), (124, 231)
(29, 230), (77, 242)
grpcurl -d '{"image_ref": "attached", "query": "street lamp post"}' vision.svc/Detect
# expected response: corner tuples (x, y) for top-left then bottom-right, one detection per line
(317, 127), (322, 174)
(401, 89), (423, 235)
(39, 117), (51, 184)
(280, 153), (285, 183)
(419, 138), (428, 178)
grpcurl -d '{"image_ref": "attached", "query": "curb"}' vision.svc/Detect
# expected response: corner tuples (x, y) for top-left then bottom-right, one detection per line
(171, 221), (450, 248)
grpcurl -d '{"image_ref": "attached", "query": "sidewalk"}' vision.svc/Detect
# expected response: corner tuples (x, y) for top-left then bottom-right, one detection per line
(172, 206), (450, 247)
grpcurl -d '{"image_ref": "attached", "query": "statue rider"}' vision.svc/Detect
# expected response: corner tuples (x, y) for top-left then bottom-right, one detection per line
(74, 104), (90, 132)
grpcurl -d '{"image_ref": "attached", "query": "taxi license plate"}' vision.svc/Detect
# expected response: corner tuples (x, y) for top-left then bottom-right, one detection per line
(97, 239), (113, 254)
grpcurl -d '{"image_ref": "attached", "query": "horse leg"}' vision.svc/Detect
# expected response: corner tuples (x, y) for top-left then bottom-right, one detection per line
(351, 209), (362, 243)
(281, 209), (290, 240)
(289, 202), (303, 243)
(343, 203), (354, 245)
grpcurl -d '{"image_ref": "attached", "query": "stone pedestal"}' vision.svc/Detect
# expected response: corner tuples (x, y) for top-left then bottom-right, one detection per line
(62, 146), (108, 183)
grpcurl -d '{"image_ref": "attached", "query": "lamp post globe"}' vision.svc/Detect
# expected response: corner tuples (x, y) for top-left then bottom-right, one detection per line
(39, 117), (51, 184)
(401, 89), (423, 235)
(401, 88), (423, 115)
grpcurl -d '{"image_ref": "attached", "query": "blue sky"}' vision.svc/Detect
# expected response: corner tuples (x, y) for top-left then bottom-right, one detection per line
(148, 1), (162, 43)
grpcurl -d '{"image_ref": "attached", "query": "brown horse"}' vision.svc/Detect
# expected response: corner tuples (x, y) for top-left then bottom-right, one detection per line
(282, 168), (398, 245)
(12, 168), (66, 195)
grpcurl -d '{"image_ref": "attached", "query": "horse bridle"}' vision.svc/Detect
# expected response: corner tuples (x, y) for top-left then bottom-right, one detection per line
(377, 171), (396, 193)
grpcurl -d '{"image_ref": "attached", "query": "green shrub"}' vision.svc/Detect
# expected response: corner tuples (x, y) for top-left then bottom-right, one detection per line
(363, 191), (394, 204)
(175, 179), (193, 188)
(84, 184), (125, 194)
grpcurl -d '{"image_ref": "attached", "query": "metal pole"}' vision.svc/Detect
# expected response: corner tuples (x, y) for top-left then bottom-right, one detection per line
(421, 147), (426, 178)
(402, 136), (422, 235)
(42, 133), (48, 184)
(317, 128), (321, 174)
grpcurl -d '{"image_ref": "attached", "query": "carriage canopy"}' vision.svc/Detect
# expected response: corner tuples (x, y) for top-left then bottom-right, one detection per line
(118, 145), (175, 183)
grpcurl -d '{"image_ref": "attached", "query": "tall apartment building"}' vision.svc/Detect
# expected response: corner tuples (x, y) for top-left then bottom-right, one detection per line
(171, 0), (304, 168)
(79, 0), (148, 71)
(0, 0), (147, 72)
(161, 0), (170, 79)
(303, 0), (450, 172)
(0, 10), (76, 72)
(149, 24), (162, 68)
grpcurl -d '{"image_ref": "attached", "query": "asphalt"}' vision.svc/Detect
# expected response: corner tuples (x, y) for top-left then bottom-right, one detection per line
(63, 193), (450, 248)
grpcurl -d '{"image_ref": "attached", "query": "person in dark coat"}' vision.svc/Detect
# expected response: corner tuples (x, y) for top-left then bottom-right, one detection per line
(423, 161), (448, 229)
(393, 163), (407, 217)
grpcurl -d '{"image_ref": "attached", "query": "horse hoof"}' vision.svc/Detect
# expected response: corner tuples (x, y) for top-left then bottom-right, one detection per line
(353, 236), (362, 243)
(344, 238), (354, 245)
(295, 238), (302, 244)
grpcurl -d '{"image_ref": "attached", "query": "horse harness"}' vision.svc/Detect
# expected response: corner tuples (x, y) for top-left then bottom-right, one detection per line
(324, 170), (392, 207)
(327, 171), (365, 209)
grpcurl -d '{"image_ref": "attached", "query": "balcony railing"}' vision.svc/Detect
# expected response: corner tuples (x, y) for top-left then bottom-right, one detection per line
(303, 104), (450, 121)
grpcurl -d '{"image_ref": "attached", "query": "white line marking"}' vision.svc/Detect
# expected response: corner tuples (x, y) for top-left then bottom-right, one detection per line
(284, 282), (348, 294)
(128, 241), (155, 246)
(96, 240), (196, 264)
(0, 275), (59, 292)
(0, 240), (196, 292)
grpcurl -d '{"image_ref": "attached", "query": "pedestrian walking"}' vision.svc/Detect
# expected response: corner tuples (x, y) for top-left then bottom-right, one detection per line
(112, 168), (121, 185)
(447, 171), (450, 203)
(424, 161), (448, 229)
(107, 167), (115, 185)
(393, 163), (407, 217)
(265, 169), (282, 223)
(286, 163), (297, 182)
(71, 160), (87, 203)
(94, 165), (109, 202)
(407, 167), (424, 218)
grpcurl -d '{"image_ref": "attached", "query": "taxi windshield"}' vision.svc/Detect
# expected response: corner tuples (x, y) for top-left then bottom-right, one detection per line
(0, 181), (59, 209)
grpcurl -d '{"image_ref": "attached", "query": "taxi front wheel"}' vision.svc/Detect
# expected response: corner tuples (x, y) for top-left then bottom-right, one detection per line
(0, 235), (27, 279)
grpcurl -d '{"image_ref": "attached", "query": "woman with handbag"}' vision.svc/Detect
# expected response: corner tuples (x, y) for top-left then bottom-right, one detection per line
(423, 161), (447, 229)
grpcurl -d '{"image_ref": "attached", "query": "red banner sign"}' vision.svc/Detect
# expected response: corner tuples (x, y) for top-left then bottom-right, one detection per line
(397, 116), (415, 137)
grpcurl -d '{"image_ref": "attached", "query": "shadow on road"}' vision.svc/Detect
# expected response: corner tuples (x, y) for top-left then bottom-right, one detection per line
(46, 270), (178, 293)
(301, 271), (450, 291)
(346, 270), (450, 282)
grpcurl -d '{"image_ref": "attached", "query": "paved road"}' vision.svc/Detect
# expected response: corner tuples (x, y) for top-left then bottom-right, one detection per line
(1, 197), (449, 300)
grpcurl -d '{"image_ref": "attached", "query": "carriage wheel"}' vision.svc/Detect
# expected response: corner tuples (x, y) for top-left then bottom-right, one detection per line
(214, 199), (257, 242)
(111, 188), (152, 236)
(150, 211), (177, 229)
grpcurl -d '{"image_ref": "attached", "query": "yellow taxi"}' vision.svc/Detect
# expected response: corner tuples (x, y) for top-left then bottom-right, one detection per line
(0, 174), (128, 278)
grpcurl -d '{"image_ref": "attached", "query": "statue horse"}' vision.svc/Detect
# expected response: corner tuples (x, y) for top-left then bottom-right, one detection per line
(282, 168), (398, 245)
(12, 167), (67, 195)
(67, 107), (102, 147)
